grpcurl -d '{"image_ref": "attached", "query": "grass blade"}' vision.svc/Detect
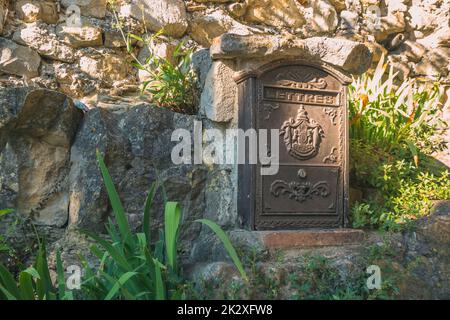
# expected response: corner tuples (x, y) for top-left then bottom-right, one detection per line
(55, 249), (66, 299)
(195, 219), (248, 281)
(164, 202), (181, 271)
(105, 272), (138, 300)
(0, 209), (14, 216)
(0, 263), (20, 298)
(153, 259), (165, 300)
(19, 271), (35, 300)
(82, 230), (132, 271)
(96, 150), (132, 243)
(143, 182), (158, 243)
(0, 283), (17, 300)
(35, 241), (54, 300)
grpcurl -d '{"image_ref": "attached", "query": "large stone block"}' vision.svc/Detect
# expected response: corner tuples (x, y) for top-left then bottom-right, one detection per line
(200, 61), (236, 123)
(56, 25), (103, 48)
(188, 9), (254, 48)
(0, 0), (5, 34)
(13, 23), (76, 63)
(79, 52), (128, 83)
(119, 0), (188, 38)
(241, 0), (305, 29)
(0, 38), (41, 78)
(15, 0), (59, 24)
(61, 0), (107, 19)
(210, 33), (372, 74)
(0, 88), (83, 227)
(68, 101), (207, 246)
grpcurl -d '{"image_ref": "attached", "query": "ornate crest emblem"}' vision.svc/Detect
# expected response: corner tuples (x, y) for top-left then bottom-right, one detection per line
(280, 105), (324, 160)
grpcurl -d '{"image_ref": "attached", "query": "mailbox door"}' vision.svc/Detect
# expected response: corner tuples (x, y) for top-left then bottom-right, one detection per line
(252, 63), (348, 229)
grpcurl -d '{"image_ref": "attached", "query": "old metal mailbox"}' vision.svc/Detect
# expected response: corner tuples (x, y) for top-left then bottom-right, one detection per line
(235, 60), (351, 230)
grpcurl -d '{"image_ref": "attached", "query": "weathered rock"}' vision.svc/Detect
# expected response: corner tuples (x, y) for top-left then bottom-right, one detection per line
(340, 10), (359, 31)
(0, 143), (18, 209)
(40, 1), (60, 24)
(0, 38), (41, 78)
(364, 40), (388, 64)
(189, 261), (240, 285)
(192, 48), (212, 89)
(302, 0), (339, 35)
(56, 25), (103, 48)
(417, 27), (450, 49)
(189, 9), (255, 48)
(386, 0), (408, 13)
(409, 4), (436, 32)
(0, 0), (6, 34)
(194, 0), (231, 2)
(242, 0), (305, 29)
(0, 87), (83, 226)
(54, 63), (97, 98)
(373, 12), (406, 42)
(68, 101), (208, 249)
(61, 0), (107, 19)
(13, 23), (76, 63)
(119, 0), (188, 38)
(200, 61), (236, 122)
(16, 0), (41, 23)
(328, 0), (346, 12)
(210, 34), (372, 74)
(79, 52), (128, 83)
(227, 2), (247, 18)
(137, 39), (179, 82)
(400, 40), (427, 63)
(104, 31), (126, 48)
(413, 48), (449, 77)
(15, 0), (59, 24)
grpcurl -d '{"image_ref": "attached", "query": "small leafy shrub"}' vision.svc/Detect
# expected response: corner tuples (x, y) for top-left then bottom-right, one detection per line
(79, 151), (247, 300)
(349, 55), (447, 161)
(0, 152), (247, 300)
(110, 4), (198, 114)
(0, 242), (73, 300)
(351, 142), (450, 230)
(349, 57), (449, 230)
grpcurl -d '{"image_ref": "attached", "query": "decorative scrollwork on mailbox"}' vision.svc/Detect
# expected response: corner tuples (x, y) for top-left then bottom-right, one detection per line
(262, 102), (279, 120)
(323, 147), (338, 164)
(324, 107), (337, 125)
(270, 179), (330, 203)
(275, 71), (327, 89)
(280, 105), (324, 160)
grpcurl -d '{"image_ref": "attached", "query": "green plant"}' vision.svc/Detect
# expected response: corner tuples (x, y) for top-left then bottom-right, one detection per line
(351, 138), (450, 230)
(110, 5), (198, 114)
(349, 57), (449, 230)
(349, 55), (447, 163)
(0, 209), (14, 255)
(0, 209), (14, 217)
(0, 242), (73, 300)
(80, 151), (247, 300)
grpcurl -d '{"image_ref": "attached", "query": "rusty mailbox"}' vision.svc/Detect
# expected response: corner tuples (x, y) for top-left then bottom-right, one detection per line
(235, 60), (351, 230)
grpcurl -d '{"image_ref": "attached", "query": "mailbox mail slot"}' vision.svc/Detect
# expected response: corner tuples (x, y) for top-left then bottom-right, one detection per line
(235, 60), (350, 230)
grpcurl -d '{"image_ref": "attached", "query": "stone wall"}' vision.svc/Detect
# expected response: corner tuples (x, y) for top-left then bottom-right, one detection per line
(0, 0), (449, 295)
(0, 0), (448, 97)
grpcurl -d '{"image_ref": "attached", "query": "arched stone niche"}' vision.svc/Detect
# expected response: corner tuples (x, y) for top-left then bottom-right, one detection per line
(202, 33), (371, 230)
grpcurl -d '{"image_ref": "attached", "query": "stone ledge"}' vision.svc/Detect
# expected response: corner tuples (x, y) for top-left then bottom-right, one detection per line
(258, 229), (365, 249)
(210, 33), (372, 74)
